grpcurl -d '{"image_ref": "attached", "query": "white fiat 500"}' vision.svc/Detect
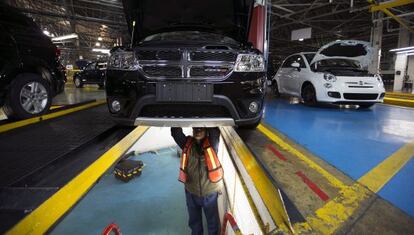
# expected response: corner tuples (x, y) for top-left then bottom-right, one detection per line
(272, 40), (385, 108)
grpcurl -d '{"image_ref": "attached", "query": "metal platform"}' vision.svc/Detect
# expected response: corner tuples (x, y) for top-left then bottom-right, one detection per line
(0, 103), (133, 233)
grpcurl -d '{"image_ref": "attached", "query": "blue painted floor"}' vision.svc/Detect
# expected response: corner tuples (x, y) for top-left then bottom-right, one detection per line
(264, 99), (414, 217)
(51, 148), (191, 235)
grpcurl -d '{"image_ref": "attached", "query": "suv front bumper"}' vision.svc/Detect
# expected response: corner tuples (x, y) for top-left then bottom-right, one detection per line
(105, 70), (266, 127)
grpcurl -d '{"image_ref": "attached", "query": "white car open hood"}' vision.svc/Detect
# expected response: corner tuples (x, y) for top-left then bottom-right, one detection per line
(310, 40), (373, 69)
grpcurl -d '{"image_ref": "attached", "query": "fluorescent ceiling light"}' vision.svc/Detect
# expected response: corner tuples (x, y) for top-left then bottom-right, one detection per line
(92, 48), (110, 54)
(98, 37), (103, 41)
(407, 52), (414, 56)
(95, 42), (101, 47)
(396, 49), (414, 54)
(389, 46), (414, 52)
(51, 33), (78, 41)
(298, 38), (304, 41)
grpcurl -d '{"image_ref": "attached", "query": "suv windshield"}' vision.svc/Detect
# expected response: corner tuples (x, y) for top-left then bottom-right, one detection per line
(316, 59), (360, 69)
(142, 31), (238, 44)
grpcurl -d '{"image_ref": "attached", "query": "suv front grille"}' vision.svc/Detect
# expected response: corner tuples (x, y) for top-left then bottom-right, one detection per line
(137, 48), (236, 79)
(343, 93), (378, 100)
(142, 66), (182, 77)
(190, 66), (231, 77)
(190, 51), (237, 62)
(136, 50), (182, 61)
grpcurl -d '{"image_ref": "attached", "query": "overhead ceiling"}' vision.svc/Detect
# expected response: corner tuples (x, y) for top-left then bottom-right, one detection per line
(4, 0), (414, 67)
(269, 0), (414, 67)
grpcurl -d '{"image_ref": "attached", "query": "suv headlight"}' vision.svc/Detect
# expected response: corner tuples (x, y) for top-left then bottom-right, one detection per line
(323, 73), (337, 82)
(234, 54), (265, 72)
(108, 51), (139, 71)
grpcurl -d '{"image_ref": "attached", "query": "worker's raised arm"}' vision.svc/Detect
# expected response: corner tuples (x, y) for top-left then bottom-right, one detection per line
(207, 127), (220, 153)
(171, 127), (186, 149)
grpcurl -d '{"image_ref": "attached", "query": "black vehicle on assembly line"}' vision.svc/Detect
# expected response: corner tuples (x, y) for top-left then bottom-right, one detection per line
(106, 0), (266, 128)
(0, 3), (66, 119)
(73, 61), (107, 88)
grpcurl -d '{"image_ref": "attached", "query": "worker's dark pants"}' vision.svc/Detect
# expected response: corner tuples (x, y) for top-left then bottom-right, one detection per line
(185, 190), (220, 235)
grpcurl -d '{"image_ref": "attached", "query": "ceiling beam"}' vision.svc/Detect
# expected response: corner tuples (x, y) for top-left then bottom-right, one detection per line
(17, 7), (127, 27)
(369, 0), (414, 12)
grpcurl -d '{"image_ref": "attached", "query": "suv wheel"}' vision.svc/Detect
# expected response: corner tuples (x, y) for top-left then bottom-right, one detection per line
(74, 77), (83, 88)
(3, 73), (52, 119)
(302, 84), (317, 105)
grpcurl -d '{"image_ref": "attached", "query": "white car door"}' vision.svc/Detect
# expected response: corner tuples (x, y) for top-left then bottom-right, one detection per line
(284, 55), (304, 95)
(289, 55), (308, 96)
(277, 56), (295, 94)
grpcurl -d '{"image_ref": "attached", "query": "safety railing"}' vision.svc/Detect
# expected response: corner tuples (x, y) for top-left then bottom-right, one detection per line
(221, 212), (242, 235)
(102, 223), (122, 235)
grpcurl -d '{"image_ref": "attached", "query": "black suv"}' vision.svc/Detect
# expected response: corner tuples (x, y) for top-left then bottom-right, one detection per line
(0, 4), (66, 119)
(73, 61), (106, 88)
(106, 0), (266, 128)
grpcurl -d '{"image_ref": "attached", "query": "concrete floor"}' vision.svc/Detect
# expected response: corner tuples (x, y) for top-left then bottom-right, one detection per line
(53, 83), (106, 105)
(263, 98), (414, 218)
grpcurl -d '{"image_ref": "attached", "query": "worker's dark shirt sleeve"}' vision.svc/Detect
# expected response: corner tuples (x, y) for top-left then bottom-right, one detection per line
(171, 127), (186, 149)
(207, 127), (220, 153)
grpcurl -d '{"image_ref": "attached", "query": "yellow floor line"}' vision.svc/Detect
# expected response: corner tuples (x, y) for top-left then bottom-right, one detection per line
(257, 123), (375, 234)
(384, 97), (414, 108)
(0, 100), (106, 134)
(6, 126), (149, 235)
(257, 124), (346, 190)
(50, 105), (64, 110)
(302, 183), (371, 234)
(386, 92), (414, 98)
(358, 141), (414, 193)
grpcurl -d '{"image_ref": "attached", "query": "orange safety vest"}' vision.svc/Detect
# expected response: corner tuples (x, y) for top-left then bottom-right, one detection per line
(179, 137), (223, 183)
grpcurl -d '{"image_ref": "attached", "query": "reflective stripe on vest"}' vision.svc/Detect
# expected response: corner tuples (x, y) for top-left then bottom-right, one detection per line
(178, 137), (223, 183)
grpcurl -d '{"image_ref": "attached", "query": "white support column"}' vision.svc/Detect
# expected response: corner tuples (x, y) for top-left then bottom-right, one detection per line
(393, 28), (411, 92)
(369, 12), (383, 74)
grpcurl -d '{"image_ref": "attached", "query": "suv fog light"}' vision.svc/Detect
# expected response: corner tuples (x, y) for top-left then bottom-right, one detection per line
(111, 100), (121, 112)
(324, 83), (332, 88)
(249, 102), (259, 113)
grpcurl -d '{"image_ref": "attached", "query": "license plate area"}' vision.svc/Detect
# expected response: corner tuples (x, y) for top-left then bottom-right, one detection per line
(156, 82), (213, 102)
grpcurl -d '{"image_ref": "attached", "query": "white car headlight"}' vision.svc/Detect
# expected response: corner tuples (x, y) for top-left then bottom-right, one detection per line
(234, 54), (265, 72)
(108, 51), (139, 71)
(323, 73), (337, 82)
(374, 73), (383, 83)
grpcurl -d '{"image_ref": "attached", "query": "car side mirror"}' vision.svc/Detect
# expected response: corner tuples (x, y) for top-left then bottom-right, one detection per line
(291, 62), (301, 71)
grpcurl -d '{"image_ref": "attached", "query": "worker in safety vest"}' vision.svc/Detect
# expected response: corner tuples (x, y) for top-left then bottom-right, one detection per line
(171, 127), (223, 235)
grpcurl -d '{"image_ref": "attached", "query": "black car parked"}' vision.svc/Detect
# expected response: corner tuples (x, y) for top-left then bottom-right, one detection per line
(73, 62), (106, 88)
(106, 0), (266, 128)
(0, 3), (66, 119)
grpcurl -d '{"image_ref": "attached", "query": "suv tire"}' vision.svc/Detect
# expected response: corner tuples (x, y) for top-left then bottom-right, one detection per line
(3, 73), (52, 119)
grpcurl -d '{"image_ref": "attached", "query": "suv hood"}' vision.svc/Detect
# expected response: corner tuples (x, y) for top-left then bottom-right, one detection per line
(122, 0), (254, 45)
(310, 40), (373, 69)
